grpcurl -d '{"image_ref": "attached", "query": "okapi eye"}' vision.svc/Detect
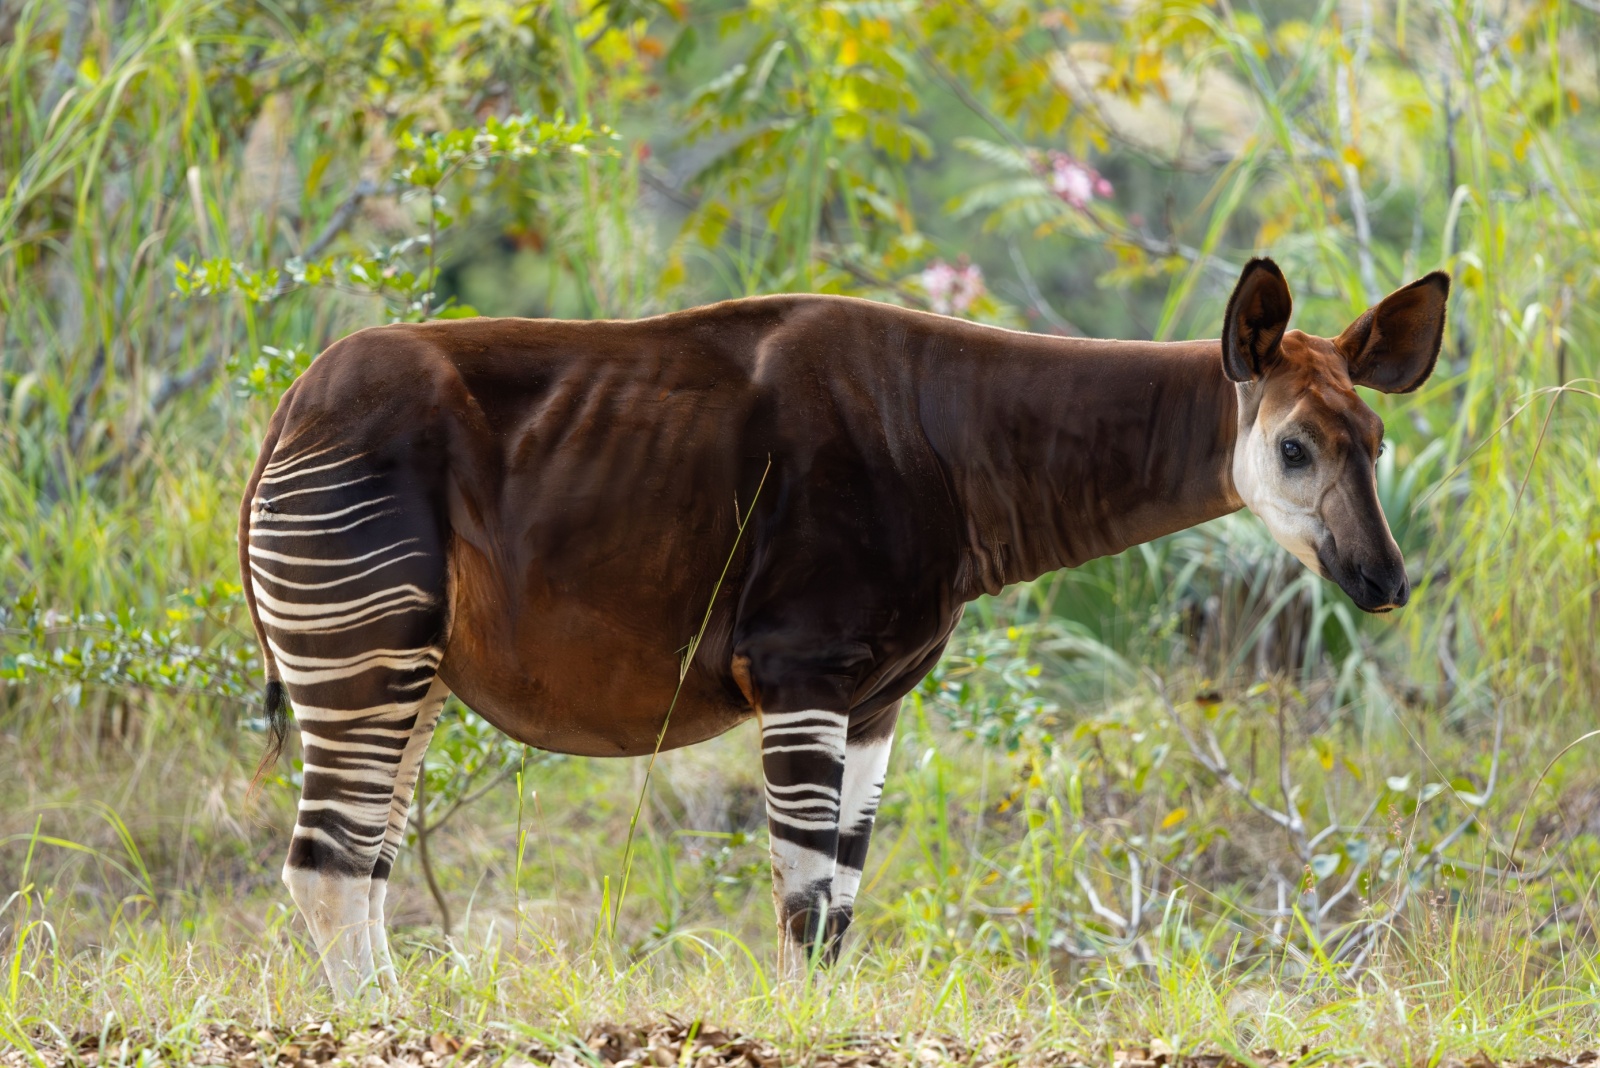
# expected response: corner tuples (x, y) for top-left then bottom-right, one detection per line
(1280, 439), (1309, 467)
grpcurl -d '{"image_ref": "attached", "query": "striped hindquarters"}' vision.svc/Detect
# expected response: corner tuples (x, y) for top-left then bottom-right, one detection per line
(247, 441), (450, 876)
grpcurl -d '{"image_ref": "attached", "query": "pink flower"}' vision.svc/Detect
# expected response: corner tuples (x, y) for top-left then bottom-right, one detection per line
(1043, 151), (1113, 210)
(921, 257), (984, 316)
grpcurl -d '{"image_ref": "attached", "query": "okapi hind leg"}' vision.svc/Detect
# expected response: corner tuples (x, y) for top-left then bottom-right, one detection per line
(247, 440), (450, 1000)
(823, 701), (900, 962)
(366, 678), (448, 986)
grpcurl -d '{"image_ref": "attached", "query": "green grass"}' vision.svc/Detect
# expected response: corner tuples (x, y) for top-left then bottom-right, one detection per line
(6, 612), (1600, 1056)
(3, 689), (1598, 1061)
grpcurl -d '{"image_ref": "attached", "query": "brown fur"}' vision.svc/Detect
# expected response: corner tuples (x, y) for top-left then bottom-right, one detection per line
(241, 265), (1447, 757)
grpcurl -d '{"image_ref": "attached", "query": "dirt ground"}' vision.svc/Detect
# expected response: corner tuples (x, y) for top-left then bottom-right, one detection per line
(7, 1019), (1597, 1068)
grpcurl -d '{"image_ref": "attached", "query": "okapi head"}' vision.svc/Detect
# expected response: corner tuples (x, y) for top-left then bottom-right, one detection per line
(1222, 258), (1450, 614)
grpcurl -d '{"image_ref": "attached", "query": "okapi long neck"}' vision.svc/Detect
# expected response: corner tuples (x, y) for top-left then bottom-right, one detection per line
(925, 334), (1244, 598)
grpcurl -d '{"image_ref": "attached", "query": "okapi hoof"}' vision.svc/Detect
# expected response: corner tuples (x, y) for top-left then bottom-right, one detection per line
(821, 904), (854, 963)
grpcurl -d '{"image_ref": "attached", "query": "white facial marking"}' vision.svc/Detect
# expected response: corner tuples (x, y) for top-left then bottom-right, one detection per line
(1233, 391), (1328, 577)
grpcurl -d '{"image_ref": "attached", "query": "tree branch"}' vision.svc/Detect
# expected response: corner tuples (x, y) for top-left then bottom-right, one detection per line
(91, 176), (396, 481)
(267, 178), (396, 300)
(424, 761), (521, 837)
(1150, 671), (1303, 839)
(1006, 241), (1083, 336)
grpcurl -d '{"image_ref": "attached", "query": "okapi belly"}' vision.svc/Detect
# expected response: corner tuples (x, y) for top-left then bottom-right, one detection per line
(438, 592), (753, 758)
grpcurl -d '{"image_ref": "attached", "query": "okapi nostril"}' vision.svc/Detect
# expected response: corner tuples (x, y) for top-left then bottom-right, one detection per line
(1356, 563), (1408, 608)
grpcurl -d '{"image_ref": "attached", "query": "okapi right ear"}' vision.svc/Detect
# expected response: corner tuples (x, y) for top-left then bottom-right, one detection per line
(1222, 258), (1293, 383)
(1334, 271), (1450, 394)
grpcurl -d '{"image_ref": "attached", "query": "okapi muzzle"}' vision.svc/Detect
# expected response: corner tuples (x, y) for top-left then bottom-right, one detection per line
(1221, 258), (1450, 614)
(1314, 456), (1410, 613)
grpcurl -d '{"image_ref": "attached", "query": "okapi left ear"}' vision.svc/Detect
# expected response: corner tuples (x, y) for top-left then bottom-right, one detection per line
(1222, 258), (1293, 383)
(1335, 272), (1451, 394)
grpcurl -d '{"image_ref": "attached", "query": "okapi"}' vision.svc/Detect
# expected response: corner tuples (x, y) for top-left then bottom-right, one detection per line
(240, 258), (1448, 997)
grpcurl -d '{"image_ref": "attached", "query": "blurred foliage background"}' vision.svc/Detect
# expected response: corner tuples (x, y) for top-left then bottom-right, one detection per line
(4, 0), (1600, 1051)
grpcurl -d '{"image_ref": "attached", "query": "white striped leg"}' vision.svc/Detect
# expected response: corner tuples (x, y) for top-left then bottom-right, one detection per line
(250, 445), (450, 1000)
(366, 679), (448, 985)
(282, 666), (443, 1001)
(759, 709), (848, 974)
(825, 729), (894, 956)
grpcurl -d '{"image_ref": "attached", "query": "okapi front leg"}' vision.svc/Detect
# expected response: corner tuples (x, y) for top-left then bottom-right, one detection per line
(759, 709), (848, 973)
(824, 702), (899, 961)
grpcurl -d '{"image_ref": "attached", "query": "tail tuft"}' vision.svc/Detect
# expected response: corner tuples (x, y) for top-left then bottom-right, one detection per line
(240, 404), (291, 797)
(250, 680), (290, 791)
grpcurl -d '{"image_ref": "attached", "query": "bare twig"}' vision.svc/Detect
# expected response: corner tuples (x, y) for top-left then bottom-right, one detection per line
(1149, 670), (1302, 838)
(1044, 46), (1234, 174)
(1338, 702), (1505, 968)
(267, 178), (396, 300)
(91, 176), (397, 480)
(1271, 694), (1319, 938)
(1074, 870), (1128, 930)
(424, 761), (521, 836)
(914, 44), (1028, 152)
(412, 760), (453, 936)
(1006, 241), (1083, 336)
(1274, 696), (1309, 859)
(88, 354), (217, 479)
(1151, 671), (1520, 967)
(88, 352), (220, 482)
(1317, 857), (1369, 917)
(1127, 852), (1144, 937)
(149, 352), (219, 412)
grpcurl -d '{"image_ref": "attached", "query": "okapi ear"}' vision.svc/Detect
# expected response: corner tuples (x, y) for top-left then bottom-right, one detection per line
(1335, 272), (1450, 394)
(1222, 258), (1293, 383)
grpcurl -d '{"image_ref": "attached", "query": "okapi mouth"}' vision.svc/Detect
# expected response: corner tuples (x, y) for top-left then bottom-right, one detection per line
(1317, 542), (1409, 614)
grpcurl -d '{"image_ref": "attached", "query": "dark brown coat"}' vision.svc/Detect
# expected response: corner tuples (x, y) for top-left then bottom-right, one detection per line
(242, 295), (1241, 753)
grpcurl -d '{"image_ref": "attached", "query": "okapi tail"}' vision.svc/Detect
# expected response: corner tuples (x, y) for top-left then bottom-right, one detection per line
(253, 679), (290, 787)
(239, 396), (293, 792)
